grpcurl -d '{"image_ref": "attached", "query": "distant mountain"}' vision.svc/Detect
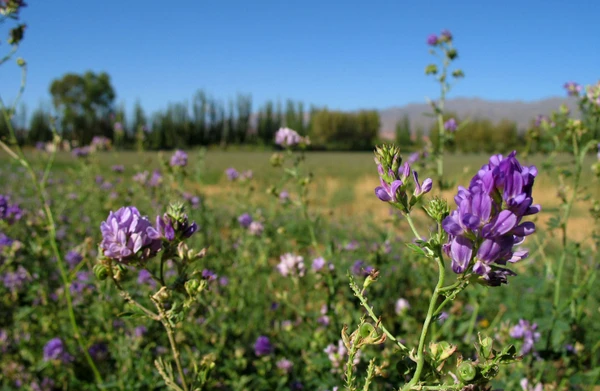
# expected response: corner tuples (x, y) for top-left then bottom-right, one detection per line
(378, 96), (578, 136)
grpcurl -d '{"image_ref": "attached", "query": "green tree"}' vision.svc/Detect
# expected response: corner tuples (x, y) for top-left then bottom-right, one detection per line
(28, 106), (53, 144)
(395, 114), (412, 147)
(49, 71), (116, 145)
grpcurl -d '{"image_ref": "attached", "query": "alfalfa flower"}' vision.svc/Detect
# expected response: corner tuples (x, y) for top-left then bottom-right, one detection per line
(43, 338), (73, 363)
(169, 149), (188, 167)
(444, 118), (458, 132)
(276, 253), (305, 277)
(225, 167), (239, 181)
(510, 319), (541, 355)
(427, 34), (438, 46)
(442, 151), (539, 285)
(154, 204), (198, 241)
(563, 81), (582, 97)
(373, 145), (432, 210)
(238, 213), (253, 228)
(99, 206), (162, 263)
(275, 127), (308, 147)
(254, 335), (273, 356)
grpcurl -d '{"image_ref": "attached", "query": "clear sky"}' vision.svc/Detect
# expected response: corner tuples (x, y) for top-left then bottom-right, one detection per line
(0, 0), (598, 116)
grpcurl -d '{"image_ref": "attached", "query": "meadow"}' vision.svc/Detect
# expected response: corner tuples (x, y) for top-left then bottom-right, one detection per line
(1, 146), (599, 391)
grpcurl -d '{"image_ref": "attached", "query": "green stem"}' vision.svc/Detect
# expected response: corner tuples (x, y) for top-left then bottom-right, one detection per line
(152, 297), (190, 391)
(351, 281), (407, 351)
(403, 213), (422, 241)
(404, 255), (445, 390)
(547, 133), (584, 350)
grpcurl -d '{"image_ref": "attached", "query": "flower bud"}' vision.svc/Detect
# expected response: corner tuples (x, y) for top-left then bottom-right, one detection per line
(447, 48), (458, 60)
(425, 64), (438, 75)
(185, 279), (200, 296)
(153, 286), (171, 303)
(452, 69), (465, 78)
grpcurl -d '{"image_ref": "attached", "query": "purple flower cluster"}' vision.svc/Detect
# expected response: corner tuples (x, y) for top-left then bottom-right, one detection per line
(100, 207), (162, 263)
(275, 127), (308, 147)
(442, 151), (539, 285)
(374, 152), (432, 205)
(563, 81), (582, 97)
(427, 29), (452, 46)
(43, 338), (73, 362)
(254, 335), (273, 356)
(2, 265), (29, 292)
(65, 250), (83, 268)
(225, 167), (239, 181)
(90, 136), (111, 150)
(276, 253), (305, 277)
(71, 146), (91, 158)
(170, 149), (188, 167)
(0, 195), (23, 224)
(444, 118), (458, 132)
(238, 213), (253, 228)
(510, 319), (540, 355)
(154, 211), (198, 242)
(100, 206), (198, 263)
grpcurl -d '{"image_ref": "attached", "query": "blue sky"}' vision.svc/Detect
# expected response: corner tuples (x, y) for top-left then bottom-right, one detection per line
(0, 0), (598, 116)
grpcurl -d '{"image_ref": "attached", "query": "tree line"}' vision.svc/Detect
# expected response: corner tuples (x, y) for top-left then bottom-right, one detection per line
(2, 70), (583, 153)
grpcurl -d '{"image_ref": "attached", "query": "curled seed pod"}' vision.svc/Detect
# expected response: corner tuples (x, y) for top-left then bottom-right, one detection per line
(457, 361), (478, 383)
(359, 323), (376, 339)
(93, 264), (109, 280)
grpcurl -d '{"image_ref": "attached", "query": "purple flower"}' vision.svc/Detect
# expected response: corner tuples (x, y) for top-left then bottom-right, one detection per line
(99, 206), (162, 263)
(440, 29), (452, 41)
(137, 269), (156, 287)
(248, 221), (264, 236)
(170, 149), (188, 167)
(373, 150), (432, 206)
(154, 212), (198, 241)
(43, 338), (72, 362)
(279, 190), (290, 202)
(276, 253), (305, 277)
(202, 269), (217, 281)
(148, 170), (162, 187)
(72, 146), (91, 158)
(563, 81), (582, 97)
(510, 319), (540, 355)
(225, 167), (239, 181)
(395, 298), (410, 314)
(30, 377), (55, 391)
(134, 326), (148, 338)
(2, 266), (30, 292)
(442, 151), (539, 284)
(275, 127), (303, 147)
(276, 358), (293, 373)
(444, 118), (458, 132)
(427, 34), (438, 46)
(312, 257), (326, 272)
(254, 335), (273, 356)
(0, 195), (23, 224)
(238, 213), (253, 228)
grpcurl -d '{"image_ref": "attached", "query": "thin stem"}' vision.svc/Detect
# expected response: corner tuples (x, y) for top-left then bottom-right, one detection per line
(403, 213), (423, 241)
(152, 297), (190, 391)
(403, 255), (445, 390)
(351, 281), (407, 351)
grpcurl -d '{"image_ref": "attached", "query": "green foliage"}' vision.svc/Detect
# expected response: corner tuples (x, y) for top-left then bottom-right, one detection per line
(309, 109), (380, 150)
(49, 71), (116, 145)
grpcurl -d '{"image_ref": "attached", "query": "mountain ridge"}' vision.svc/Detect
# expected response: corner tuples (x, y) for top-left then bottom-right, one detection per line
(376, 96), (577, 135)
